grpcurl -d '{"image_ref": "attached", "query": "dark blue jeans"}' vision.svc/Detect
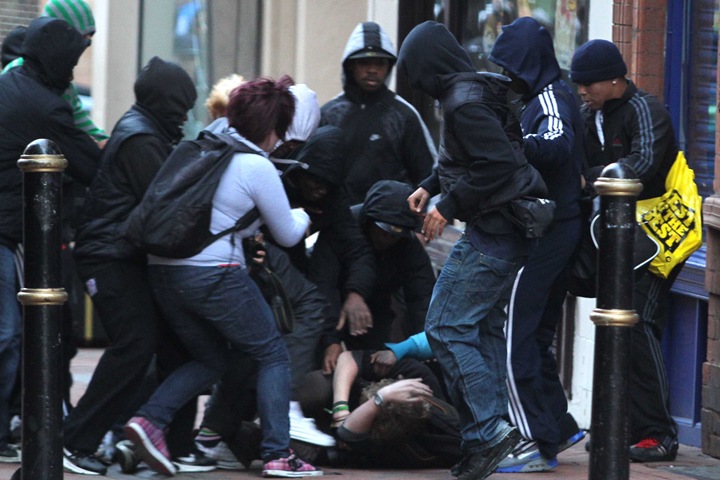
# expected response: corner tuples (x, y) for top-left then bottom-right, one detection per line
(0, 244), (21, 449)
(425, 234), (526, 453)
(145, 265), (291, 461)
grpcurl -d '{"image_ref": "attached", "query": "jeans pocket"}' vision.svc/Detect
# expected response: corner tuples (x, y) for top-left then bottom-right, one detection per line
(463, 253), (519, 301)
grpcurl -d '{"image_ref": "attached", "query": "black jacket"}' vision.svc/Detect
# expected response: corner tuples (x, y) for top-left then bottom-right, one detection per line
(73, 57), (197, 262)
(280, 125), (376, 318)
(321, 22), (436, 204)
(0, 17), (100, 249)
(489, 16), (584, 221)
(358, 180), (435, 337)
(397, 21), (546, 232)
(582, 80), (677, 200)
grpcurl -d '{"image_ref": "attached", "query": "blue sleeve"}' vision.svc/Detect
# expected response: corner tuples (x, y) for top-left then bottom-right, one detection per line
(385, 332), (434, 361)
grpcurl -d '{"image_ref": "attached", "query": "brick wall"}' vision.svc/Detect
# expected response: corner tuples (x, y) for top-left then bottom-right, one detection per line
(0, 0), (40, 41)
(613, 0), (667, 98)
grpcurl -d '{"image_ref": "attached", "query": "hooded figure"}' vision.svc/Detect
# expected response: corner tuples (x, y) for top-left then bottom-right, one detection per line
(321, 21), (436, 204)
(398, 20), (546, 228)
(0, 16), (100, 248)
(486, 17), (587, 470)
(74, 56), (197, 263)
(278, 126), (376, 351)
(354, 180), (435, 341)
(62, 57), (196, 476)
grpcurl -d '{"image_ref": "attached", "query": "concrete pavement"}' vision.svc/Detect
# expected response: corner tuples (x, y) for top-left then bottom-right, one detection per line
(2, 348), (720, 479)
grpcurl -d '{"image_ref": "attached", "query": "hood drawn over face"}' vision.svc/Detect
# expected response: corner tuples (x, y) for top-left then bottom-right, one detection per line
(341, 21), (397, 88)
(488, 17), (561, 99)
(134, 56), (197, 143)
(21, 17), (89, 93)
(397, 21), (475, 99)
(1, 25), (26, 68)
(290, 125), (347, 187)
(358, 180), (420, 237)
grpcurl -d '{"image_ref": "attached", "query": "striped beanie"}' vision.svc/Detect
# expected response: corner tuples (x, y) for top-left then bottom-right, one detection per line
(42, 0), (96, 36)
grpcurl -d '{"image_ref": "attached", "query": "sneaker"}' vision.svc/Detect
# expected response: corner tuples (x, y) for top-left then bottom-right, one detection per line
(263, 453), (323, 477)
(196, 436), (244, 470)
(559, 430), (587, 453)
(628, 437), (678, 462)
(62, 448), (106, 475)
(495, 440), (558, 473)
(114, 440), (141, 474)
(9, 415), (21, 445)
(173, 452), (217, 472)
(289, 415), (335, 447)
(0, 445), (21, 464)
(456, 427), (521, 480)
(124, 416), (177, 475)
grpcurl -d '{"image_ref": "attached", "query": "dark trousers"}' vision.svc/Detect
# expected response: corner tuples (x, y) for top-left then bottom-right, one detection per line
(63, 260), (160, 454)
(506, 215), (582, 458)
(629, 267), (680, 444)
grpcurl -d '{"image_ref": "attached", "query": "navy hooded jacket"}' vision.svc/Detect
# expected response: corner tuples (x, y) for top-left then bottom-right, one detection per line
(489, 17), (583, 220)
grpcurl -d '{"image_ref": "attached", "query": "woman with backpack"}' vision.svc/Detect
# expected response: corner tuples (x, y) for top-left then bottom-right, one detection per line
(124, 76), (322, 478)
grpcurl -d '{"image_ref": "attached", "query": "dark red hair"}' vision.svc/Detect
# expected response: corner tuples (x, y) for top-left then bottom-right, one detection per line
(226, 75), (295, 146)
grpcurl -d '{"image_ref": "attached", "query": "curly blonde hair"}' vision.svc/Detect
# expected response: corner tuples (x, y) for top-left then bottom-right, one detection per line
(205, 74), (246, 120)
(361, 379), (431, 443)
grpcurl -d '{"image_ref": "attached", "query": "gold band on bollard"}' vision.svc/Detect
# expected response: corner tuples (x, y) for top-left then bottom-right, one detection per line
(593, 177), (643, 197)
(17, 288), (68, 306)
(17, 155), (68, 173)
(590, 308), (639, 327)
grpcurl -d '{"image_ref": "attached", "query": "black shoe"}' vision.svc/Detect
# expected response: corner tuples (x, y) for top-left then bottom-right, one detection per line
(456, 427), (521, 480)
(63, 448), (107, 475)
(628, 437), (678, 462)
(173, 451), (217, 472)
(114, 439), (141, 474)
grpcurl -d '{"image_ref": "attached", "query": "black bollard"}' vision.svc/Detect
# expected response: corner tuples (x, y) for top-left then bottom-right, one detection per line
(13, 140), (68, 480)
(588, 163), (642, 480)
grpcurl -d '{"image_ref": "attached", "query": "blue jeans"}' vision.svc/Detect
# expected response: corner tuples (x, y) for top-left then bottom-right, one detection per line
(144, 265), (291, 461)
(425, 234), (526, 453)
(0, 244), (21, 448)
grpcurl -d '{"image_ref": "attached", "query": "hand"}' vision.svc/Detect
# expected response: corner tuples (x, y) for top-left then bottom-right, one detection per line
(323, 343), (343, 375)
(377, 378), (433, 405)
(408, 187), (430, 214)
(422, 207), (448, 242)
(370, 350), (397, 378)
(336, 292), (372, 336)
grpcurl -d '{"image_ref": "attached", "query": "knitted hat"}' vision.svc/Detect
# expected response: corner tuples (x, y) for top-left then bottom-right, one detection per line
(42, 0), (96, 36)
(570, 39), (627, 84)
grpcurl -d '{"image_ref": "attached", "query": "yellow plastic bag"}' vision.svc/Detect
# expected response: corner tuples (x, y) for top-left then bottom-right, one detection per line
(636, 151), (702, 278)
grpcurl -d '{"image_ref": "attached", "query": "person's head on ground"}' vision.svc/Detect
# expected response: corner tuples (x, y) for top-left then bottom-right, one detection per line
(227, 75), (296, 151)
(489, 16), (561, 98)
(397, 21), (475, 99)
(570, 39), (628, 111)
(205, 73), (246, 120)
(342, 21), (396, 93)
(21, 17), (90, 94)
(360, 378), (431, 443)
(284, 125), (346, 209)
(358, 180), (420, 251)
(1, 25), (27, 69)
(134, 56), (197, 144)
(271, 83), (321, 159)
(43, 0), (96, 38)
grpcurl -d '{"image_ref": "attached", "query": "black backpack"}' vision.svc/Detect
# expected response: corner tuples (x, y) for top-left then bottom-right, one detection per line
(125, 130), (260, 258)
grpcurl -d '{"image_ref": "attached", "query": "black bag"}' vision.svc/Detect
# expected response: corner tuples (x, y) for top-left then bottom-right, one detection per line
(249, 266), (295, 334)
(126, 131), (260, 258)
(503, 196), (556, 239)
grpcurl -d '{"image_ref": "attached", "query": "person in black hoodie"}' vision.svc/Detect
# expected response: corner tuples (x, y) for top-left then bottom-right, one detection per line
(62, 56), (197, 475)
(487, 17), (586, 473)
(398, 21), (547, 480)
(321, 21), (436, 205)
(0, 16), (100, 464)
(0, 26), (26, 69)
(279, 125), (376, 369)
